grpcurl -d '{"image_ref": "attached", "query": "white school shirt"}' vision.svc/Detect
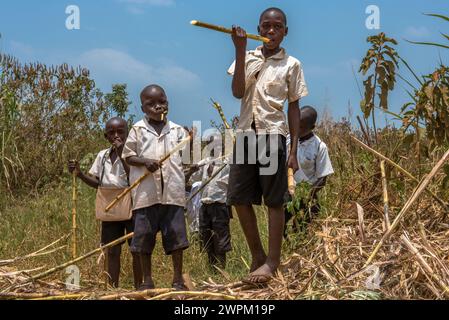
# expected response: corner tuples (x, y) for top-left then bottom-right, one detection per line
(88, 148), (128, 188)
(190, 157), (230, 205)
(288, 134), (334, 185)
(185, 181), (202, 233)
(122, 118), (188, 210)
(228, 46), (308, 137)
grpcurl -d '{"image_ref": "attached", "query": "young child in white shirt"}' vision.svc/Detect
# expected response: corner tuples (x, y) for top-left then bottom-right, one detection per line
(122, 84), (190, 291)
(285, 106), (334, 235)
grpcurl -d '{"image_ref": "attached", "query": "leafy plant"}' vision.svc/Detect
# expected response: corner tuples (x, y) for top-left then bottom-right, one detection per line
(359, 33), (399, 144)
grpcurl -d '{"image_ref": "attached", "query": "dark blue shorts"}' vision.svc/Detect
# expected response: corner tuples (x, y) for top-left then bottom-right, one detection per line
(130, 205), (189, 255)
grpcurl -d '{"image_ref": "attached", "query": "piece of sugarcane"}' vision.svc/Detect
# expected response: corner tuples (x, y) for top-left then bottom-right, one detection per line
(191, 20), (270, 43)
(188, 163), (228, 202)
(288, 168), (296, 196)
(105, 136), (192, 212)
(71, 170), (77, 259)
(25, 232), (135, 283)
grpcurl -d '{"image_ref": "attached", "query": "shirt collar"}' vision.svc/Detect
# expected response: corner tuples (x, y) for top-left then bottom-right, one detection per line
(299, 132), (315, 144)
(140, 117), (173, 137)
(253, 46), (286, 60)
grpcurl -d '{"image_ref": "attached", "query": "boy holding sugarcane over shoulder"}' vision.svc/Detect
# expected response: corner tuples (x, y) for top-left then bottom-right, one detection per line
(68, 117), (142, 289)
(122, 84), (190, 291)
(284, 106), (334, 236)
(227, 7), (308, 284)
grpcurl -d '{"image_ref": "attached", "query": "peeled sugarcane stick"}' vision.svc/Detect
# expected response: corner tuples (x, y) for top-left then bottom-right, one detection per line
(364, 148), (449, 268)
(350, 135), (449, 212)
(380, 161), (391, 231)
(71, 170), (77, 259)
(24, 232), (134, 283)
(191, 20), (270, 43)
(149, 290), (237, 301)
(288, 169), (295, 196)
(188, 163), (228, 202)
(186, 99), (233, 203)
(99, 288), (171, 300)
(105, 136), (192, 212)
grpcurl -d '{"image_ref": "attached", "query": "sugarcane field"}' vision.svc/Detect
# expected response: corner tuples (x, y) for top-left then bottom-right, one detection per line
(2, 1), (449, 303)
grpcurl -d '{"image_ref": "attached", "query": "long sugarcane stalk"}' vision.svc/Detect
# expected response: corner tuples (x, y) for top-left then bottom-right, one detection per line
(149, 290), (237, 300)
(25, 232), (134, 283)
(380, 161), (391, 231)
(191, 20), (270, 43)
(350, 135), (449, 211)
(99, 288), (171, 300)
(105, 136), (191, 212)
(71, 171), (77, 259)
(364, 148), (449, 267)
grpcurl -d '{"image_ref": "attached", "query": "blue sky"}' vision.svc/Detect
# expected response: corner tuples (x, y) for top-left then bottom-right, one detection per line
(1, 0), (448, 128)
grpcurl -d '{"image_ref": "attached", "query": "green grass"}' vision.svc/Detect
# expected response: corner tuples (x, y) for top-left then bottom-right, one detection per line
(0, 179), (281, 289)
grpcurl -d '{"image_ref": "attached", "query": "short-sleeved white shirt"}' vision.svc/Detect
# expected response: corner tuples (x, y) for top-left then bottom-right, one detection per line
(290, 134), (334, 185)
(88, 148), (128, 188)
(228, 46), (308, 137)
(122, 118), (188, 210)
(190, 157), (229, 204)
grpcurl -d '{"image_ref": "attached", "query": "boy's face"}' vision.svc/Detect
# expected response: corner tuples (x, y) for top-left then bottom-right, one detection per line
(105, 119), (128, 147)
(258, 10), (288, 50)
(141, 87), (169, 122)
(298, 116), (314, 138)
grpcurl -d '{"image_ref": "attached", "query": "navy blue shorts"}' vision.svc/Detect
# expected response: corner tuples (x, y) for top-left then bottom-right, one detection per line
(101, 218), (134, 247)
(130, 205), (189, 255)
(227, 134), (288, 208)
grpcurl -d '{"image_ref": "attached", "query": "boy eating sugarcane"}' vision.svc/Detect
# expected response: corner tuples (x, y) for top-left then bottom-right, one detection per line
(68, 117), (142, 289)
(187, 135), (232, 269)
(227, 7), (308, 284)
(122, 84), (190, 291)
(285, 106), (334, 236)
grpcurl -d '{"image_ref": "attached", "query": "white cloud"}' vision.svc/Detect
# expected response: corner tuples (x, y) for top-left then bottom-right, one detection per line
(126, 6), (145, 15)
(404, 26), (431, 39)
(77, 48), (200, 90)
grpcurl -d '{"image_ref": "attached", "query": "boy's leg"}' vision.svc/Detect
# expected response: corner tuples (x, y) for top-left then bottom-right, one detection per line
(246, 134), (287, 283)
(247, 205), (285, 282)
(130, 207), (158, 290)
(126, 216), (143, 289)
(199, 205), (216, 266)
(101, 221), (125, 288)
(234, 205), (267, 271)
(211, 203), (232, 269)
(227, 131), (266, 272)
(160, 205), (190, 290)
(107, 245), (122, 288)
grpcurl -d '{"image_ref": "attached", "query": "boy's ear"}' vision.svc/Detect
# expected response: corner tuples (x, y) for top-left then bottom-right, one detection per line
(285, 26), (289, 36)
(104, 132), (108, 140)
(257, 25), (261, 34)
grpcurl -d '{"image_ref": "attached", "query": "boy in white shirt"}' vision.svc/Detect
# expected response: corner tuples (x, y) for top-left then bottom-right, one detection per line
(285, 106), (334, 234)
(122, 84), (190, 291)
(68, 117), (142, 289)
(188, 137), (232, 269)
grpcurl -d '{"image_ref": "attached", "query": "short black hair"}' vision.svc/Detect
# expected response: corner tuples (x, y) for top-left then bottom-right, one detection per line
(259, 7), (287, 26)
(140, 84), (166, 101)
(301, 106), (318, 127)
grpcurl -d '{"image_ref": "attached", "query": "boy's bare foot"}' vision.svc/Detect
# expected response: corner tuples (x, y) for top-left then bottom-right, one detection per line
(138, 281), (155, 291)
(250, 255), (267, 272)
(172, 282), (189, 291)
(243, 263), (276, 285)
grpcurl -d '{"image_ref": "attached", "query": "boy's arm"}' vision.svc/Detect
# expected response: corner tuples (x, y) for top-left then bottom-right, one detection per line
(68, 161), (100, 189)
(125, 156), (160, 173)
(287, 100), (300, 173)
(231, 26), (247, 99)
(309, 176), (327, 201)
